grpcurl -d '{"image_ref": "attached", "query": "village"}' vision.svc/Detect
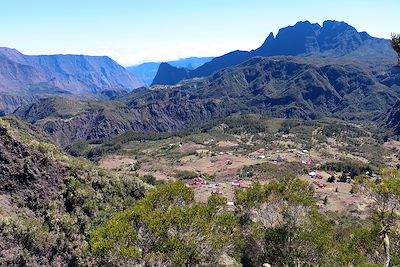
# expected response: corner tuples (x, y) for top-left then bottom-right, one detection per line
(98, 130), (383, 218)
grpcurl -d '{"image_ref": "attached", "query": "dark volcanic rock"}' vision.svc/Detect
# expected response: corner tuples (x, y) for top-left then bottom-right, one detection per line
(383, 100), (400, 135)
(152, 62), (190, 85)
(153, 20), (395, 85)
(0, 94), (39, 114)
(0, 122), (64, 212)
(16, 57), (400, 146)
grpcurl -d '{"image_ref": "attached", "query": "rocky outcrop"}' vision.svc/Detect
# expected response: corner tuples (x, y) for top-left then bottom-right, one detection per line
(16, 57), (400, 146)
(383, 100), (400, 135)
(0, 94), (39, 114)
(0, 119), (64, 212)
(153, 20), (395, 85)
(152, 62), (190, 85)
(0, 47), (144, 113)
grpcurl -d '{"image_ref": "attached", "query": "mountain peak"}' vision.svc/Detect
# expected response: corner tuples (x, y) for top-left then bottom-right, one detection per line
(138, 20), (395, 86)
(152, 63), (190, 86)
(0, 47), (25, 62)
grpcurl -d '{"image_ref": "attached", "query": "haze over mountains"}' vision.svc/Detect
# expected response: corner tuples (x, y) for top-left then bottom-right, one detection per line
(152, 20), (396, 86)
(15, 56), (400, 147)
(0, 48), (143, 113)
(1, 19), (400, 146)
(127, 57), (213, 85)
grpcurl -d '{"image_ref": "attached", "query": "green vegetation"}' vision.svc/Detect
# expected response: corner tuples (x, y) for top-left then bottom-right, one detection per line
(240, 162), (307, 181)
(89, 182), (241, 266)
(174, 170), (199, 180)
(89, 174), (400, 266)
(2, 114), (400, 266)
(354, 170), (400, 267)
(0, 118), (149, 266)
(321, 159), (375, 177)
(392, 33), (400, 65)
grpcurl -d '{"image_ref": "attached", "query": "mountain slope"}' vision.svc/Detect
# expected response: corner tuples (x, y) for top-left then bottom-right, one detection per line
(383, 100), (400, 135)
(152, 20), (395, 86)
(0, 116), (147, 266)
(0, 47), (144, 114)
(127, 57), (213, 85)
(15, 57), (400, 146)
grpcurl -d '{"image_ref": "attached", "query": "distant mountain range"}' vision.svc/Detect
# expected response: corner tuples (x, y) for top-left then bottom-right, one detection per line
(0, 48), (144, 113)
(126, 57), (213, 85)
(5, 19), (400, 144)
(14, 56), (400, 146)
(152, 20), (396, 86)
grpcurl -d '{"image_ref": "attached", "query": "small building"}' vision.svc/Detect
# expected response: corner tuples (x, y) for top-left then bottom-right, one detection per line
(194, 177), (203, 184)
(231, 180), (241, 187)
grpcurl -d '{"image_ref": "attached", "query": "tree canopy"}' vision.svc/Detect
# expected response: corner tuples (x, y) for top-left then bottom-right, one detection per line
(392, 33), (400, 65)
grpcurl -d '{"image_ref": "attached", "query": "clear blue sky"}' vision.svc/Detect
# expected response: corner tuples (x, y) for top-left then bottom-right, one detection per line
(0, 0), (398, 66)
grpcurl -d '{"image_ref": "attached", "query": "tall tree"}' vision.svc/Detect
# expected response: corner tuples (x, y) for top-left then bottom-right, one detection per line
(392, 33), (400, 65)
(236, 177), (337, 267)
(355, 170), (400, 267)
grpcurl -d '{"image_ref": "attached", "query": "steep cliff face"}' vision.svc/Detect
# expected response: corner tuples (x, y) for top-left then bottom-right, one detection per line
(0, 116), (148, 266)
(16, 57), (400, 147)
(383, 100), (400, 135)
(16, 98), (227, 147)
(153, 20), (395, 86)
(0, 94), (39, 114)
(0, 118), (64, 213)
(152, 62), (191, 86)
(0, 47), (144, 113)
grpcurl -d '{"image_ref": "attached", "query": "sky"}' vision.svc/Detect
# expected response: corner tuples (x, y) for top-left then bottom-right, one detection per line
(0, 0), (399, 66)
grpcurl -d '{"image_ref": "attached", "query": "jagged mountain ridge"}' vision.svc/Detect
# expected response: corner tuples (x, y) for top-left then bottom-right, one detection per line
(15, 57), (400, 146)
(0, 47), (144, 113)
(152, 20), (395, 86)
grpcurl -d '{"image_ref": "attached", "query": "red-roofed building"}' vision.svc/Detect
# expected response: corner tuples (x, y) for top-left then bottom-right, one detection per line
(194, 177), (203, 183)
(231, 180), (241, 187)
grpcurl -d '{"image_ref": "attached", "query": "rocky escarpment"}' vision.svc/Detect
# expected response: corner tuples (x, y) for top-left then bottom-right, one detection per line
(0, 119), (64, 213)
(16, 57), (400, 147)
(383, 100), (400, 135)
(0, 47), (144, 113)
(0, 116), (148, 266)
(16, 98), (228, 147)
(152, 20), (395, 86)
(0, 94), (39, 114)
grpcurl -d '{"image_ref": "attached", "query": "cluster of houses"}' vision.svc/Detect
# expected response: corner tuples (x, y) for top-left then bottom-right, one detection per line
(231, 179), (249, 188)
(190, 176), (249, 191)
(248, 148), (286, 163)
(308, 170), (356, 189)
(308, 171), (327, 189)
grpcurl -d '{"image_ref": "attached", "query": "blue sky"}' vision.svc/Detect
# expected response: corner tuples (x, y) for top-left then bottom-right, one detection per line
(0, 0), (398, 66)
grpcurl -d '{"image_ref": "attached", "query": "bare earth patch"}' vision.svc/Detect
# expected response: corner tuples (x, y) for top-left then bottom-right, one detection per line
(217, 141), (240, 148)
(98, 155), (136, 170)
(177, 142), (206, 153)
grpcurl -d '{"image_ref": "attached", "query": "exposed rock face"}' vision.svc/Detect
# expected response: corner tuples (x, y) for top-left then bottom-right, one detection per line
(0, 94), (39, 114)
(16, 57), (400, 146)
(0, 47), (144, 113)
(153, 20), (395, 85)
(0, 116), (148, 266)
(127, 57), (213, 85)
(152, 62), (190, 85)
(0, 120), (64, 212)
(384, 100), (400, 135)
